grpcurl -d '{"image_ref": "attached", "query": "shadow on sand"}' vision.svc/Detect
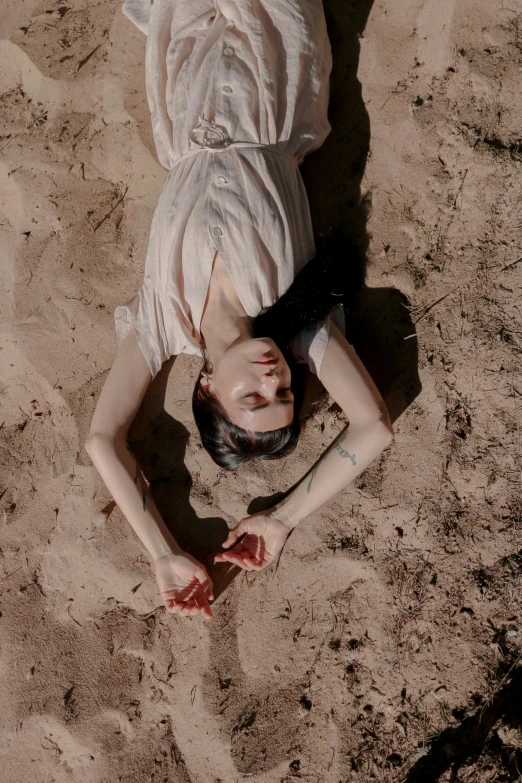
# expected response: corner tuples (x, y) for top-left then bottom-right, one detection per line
(405, 661), (522, 782)
(127, 358), (240, 599)
(300, 0), (421, 426)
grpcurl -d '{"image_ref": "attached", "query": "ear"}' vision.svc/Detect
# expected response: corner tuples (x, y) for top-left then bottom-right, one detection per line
(199, 371), (215, 395)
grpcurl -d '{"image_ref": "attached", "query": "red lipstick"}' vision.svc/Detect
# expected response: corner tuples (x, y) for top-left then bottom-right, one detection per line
(252, 357), (278, 365)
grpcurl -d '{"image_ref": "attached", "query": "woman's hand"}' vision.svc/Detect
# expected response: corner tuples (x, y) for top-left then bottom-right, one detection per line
(214, 511), (293, 571)
(154, 552), (214, 619)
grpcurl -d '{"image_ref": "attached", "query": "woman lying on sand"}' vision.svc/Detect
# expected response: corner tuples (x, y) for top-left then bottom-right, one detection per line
(86, 0), (394, 619)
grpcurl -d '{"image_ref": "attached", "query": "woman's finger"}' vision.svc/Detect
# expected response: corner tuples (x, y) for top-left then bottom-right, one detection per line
(233, 556), (255, 571)
(194, 564), (213, 589)
(169, 595), (187, 608)
(215, 552), (255, 571)
(222, 519), (248, 549)
(215, 552), (237, 564)
(214, 546), (242, 562)
(196, 576), (213, 601)
(170, 599), (195, 616)
(221, 530), (242, 548)
(198, 599), (213, 619)
(223, 552), (248, 567)
(242, 558), (263, 570)
(193, 596), (213, 619)
(250, 538), (262, 560)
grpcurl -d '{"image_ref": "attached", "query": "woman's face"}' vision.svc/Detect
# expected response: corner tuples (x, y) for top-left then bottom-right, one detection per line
(202, 338), (294, 431)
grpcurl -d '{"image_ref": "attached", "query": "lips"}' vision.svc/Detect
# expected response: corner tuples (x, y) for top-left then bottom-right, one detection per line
(252, 357), (278, 365)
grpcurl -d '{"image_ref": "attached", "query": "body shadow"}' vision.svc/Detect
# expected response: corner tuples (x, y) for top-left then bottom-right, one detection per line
(300, 0), (421, 424)
(127, 357), (239, 599)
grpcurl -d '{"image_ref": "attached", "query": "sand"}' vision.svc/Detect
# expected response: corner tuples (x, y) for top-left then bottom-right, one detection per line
(1, 0), (522, 780)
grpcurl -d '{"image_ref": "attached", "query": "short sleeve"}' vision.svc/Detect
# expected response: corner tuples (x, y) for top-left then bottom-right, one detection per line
(290, 304), (345, 377)
(114, 278), (171, 378)
(122, 0), (152, 36)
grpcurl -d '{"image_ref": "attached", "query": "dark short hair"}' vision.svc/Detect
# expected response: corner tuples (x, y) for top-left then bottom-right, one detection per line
(191, 352), (305, 471)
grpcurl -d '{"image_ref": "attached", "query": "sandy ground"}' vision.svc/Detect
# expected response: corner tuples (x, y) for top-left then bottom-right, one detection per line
(1, 0), (522, 781)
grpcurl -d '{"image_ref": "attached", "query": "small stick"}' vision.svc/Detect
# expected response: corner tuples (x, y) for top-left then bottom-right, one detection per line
(497, 256), (522, 274)
(92, 186), (129, 232)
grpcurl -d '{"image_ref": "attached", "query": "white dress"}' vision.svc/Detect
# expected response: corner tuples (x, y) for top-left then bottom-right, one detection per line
(116, 0), (342, 379)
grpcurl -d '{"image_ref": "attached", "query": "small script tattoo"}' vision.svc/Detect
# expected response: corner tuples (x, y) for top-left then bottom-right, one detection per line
(306, 433), (357, 494)
(335, 442), (357, 464)
(306, 463), (320, 494)
(335, 432), (357, 465)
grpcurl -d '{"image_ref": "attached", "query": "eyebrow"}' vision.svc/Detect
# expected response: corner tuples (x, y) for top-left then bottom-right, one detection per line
(240, 399), (294, 412)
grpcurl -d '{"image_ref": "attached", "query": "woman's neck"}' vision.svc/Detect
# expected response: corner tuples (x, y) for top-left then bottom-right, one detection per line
(200, 251), (253, 366)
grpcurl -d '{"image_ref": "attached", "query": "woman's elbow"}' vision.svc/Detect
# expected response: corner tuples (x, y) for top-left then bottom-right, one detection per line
(351, 412), (394, 447)
(360, 407), (394, 446)
(361, 403), (395, 442)
(85, 431), (117, 460)
(375, 410), (395, 450)
(381, 417), (395, 445)
(376, 402), (395, 441)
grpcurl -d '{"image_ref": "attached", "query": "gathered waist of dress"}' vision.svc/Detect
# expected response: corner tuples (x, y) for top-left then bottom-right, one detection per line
(169, 116), (300, 171)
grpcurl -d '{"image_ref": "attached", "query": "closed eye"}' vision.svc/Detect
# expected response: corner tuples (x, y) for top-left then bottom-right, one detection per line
(239, 388), (294, 412)
(240, 387), (292, 400)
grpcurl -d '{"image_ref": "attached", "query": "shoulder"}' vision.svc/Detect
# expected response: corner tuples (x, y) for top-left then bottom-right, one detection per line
(289, 305), (345, 376)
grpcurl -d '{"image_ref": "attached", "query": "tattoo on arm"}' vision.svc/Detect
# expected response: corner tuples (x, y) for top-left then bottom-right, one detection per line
(335, 442), (357, 464)
(306, 431), (357, 494)
(334, 431), (357, 464)
(306, 463), (320, 494)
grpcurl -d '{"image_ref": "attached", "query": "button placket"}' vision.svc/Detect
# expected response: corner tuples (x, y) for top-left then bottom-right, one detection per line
(207, 18), (235, 244)
(221, 21), (235, 97)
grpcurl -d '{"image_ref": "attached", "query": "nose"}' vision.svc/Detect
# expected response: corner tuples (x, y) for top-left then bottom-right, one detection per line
(261, 369), (280, 381)
(260, 370), (280, 399)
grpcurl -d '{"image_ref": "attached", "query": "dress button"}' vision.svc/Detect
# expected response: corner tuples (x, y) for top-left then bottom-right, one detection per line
(211, 226), (223, 237)
(225, 20), (234, 30)
(216, 176), (227, 185)
(224, 46), (234, 56)
(222, 85), (233, 94)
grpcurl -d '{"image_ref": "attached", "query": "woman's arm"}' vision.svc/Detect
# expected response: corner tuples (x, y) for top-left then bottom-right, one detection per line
(215, 321), (394, 570)
(86, 329), (181, 560)
(272, 320), (394, 528)
(86, 330), (213, 616)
